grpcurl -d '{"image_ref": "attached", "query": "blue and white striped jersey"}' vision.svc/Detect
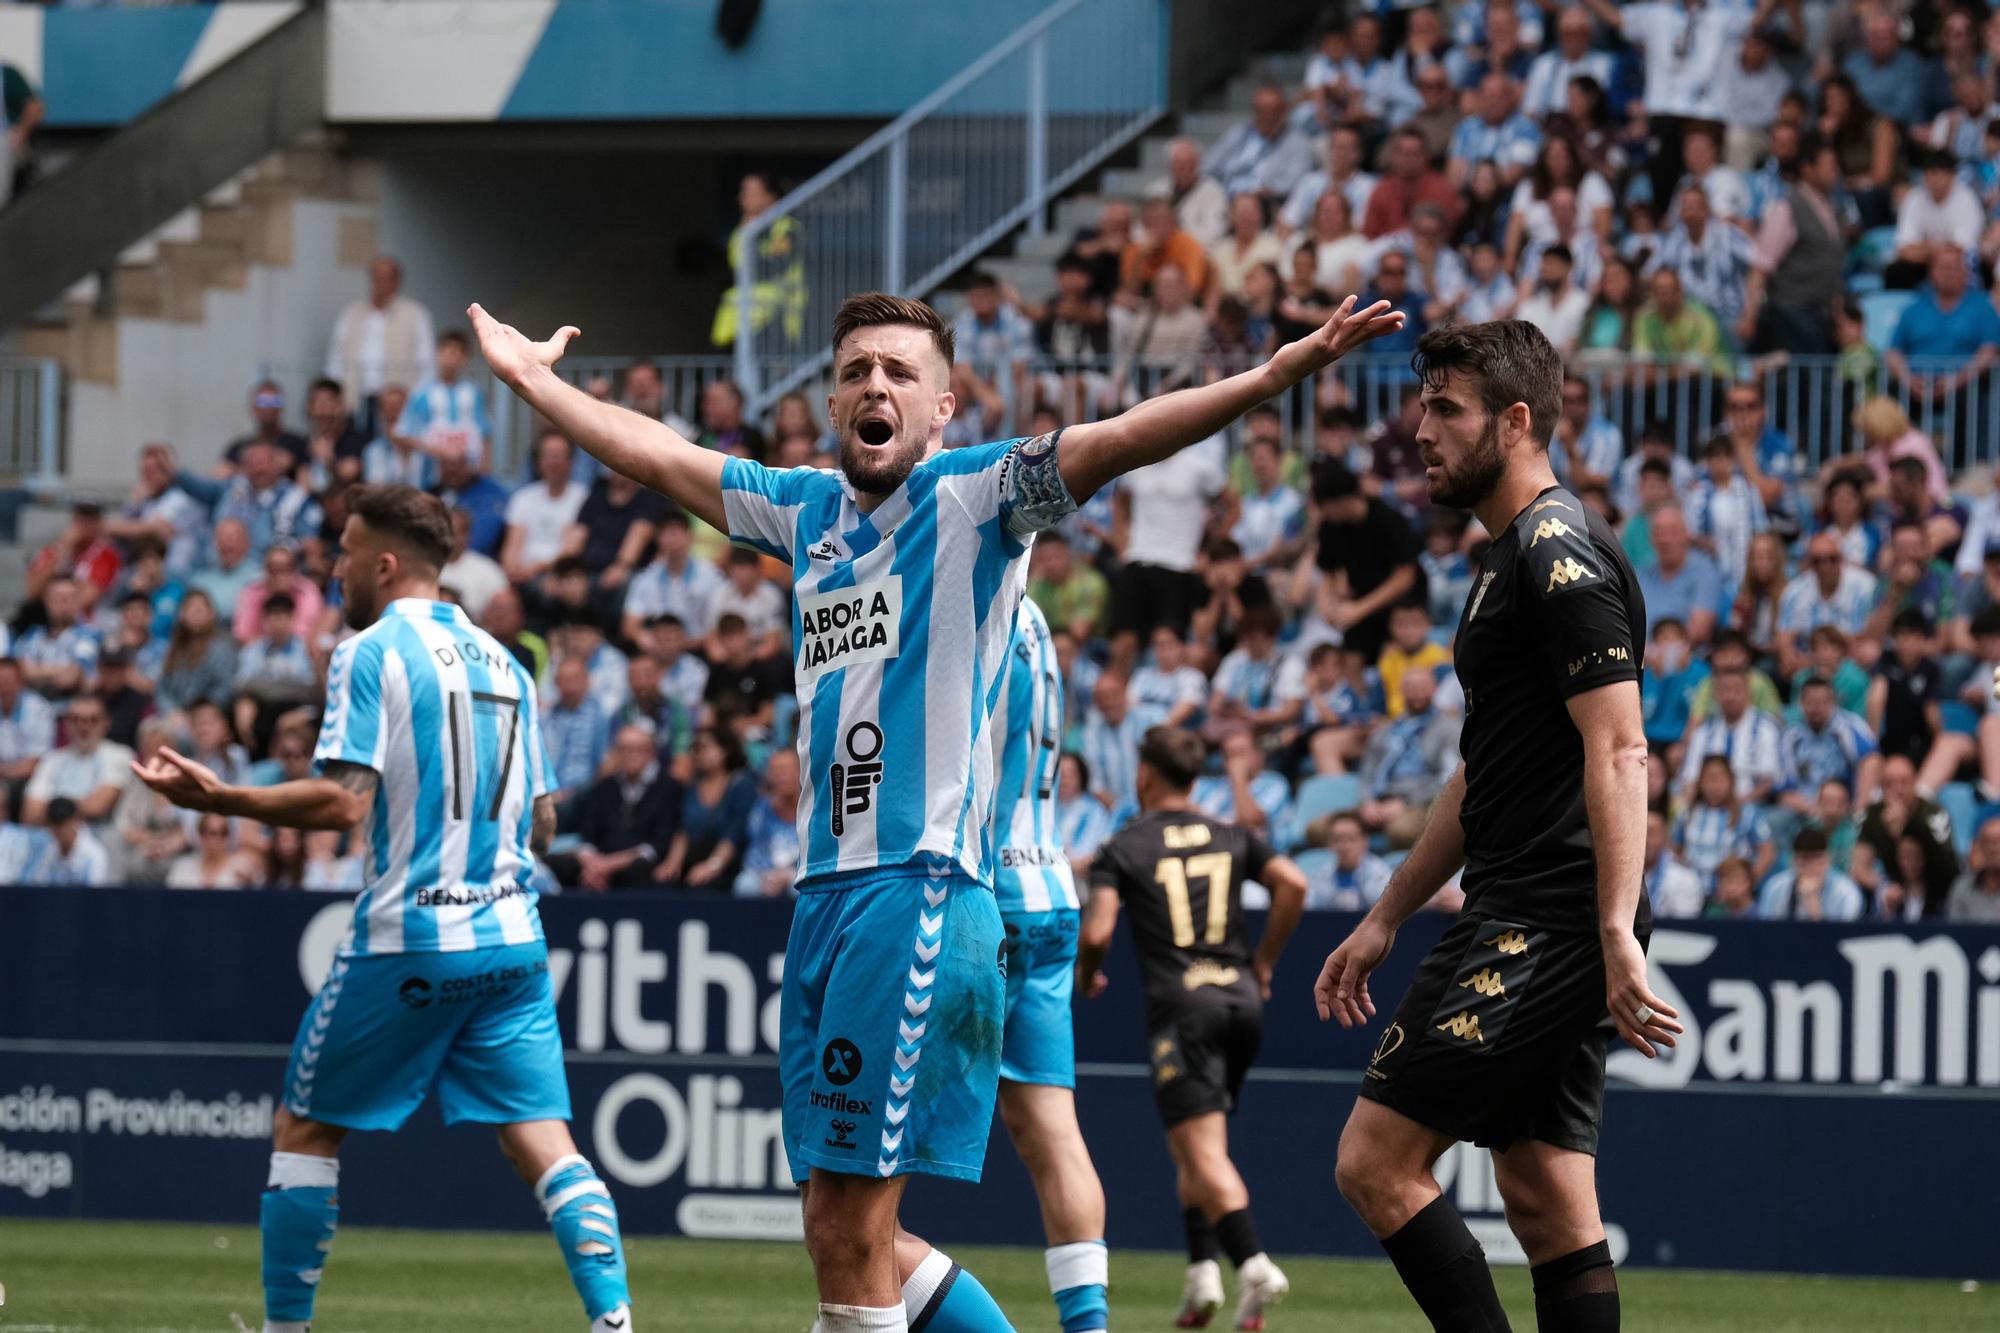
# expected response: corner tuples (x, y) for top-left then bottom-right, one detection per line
(720, 434), (1076, 887)
(313, 598), (557, 955)
(991, 598), (1079, 913)
(396, 378), (493, 466)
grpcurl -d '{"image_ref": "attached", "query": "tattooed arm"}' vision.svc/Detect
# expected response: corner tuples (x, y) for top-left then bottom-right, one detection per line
(130, 751), (378, 832)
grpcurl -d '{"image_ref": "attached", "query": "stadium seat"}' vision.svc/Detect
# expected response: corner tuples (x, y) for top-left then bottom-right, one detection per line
(1939, 783), (1978, 857)
(1860, 289), (1917, 351)
(1293, 774), (1362, 833)
(1292, 847), (1334, 887)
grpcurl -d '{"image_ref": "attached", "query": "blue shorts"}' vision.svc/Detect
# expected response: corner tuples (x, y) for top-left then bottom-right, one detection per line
(282, 941), (570, 1131)
(1000, 908), (1079, 1088)
(780, 863), (1005, 1184)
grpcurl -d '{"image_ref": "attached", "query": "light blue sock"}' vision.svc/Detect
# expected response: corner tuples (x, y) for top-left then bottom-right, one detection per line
(534, 1154), (631, 1322)
(1047, 1241), (1109, 1331)
(261, 1152), (339, 1327)
(904, 1247), (1015, 1332)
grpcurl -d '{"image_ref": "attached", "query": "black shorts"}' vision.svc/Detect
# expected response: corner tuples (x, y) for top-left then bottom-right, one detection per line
(1358, 913), (1640, 1156)
(1148, 1000), (1263, 1127)
(1109, 563), (1203, 639)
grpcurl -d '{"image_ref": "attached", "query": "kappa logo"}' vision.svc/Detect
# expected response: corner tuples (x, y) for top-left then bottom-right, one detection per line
(1545, 557), (1594, 592)
(1483, 930), (1529, 956)
(1460, 968), (1507, 998)
(1531, 497), (1574, 516)
(1436, 1011), (1485, 1043)
(1529, 517), (1576, 547)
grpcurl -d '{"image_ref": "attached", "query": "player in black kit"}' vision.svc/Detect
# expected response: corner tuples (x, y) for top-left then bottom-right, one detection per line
(1314, 322), (1682, 1333)
(1078, 726), (1308, 1332)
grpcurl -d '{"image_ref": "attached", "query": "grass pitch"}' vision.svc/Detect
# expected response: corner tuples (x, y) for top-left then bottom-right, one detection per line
(0, 1220), (1988, 1331)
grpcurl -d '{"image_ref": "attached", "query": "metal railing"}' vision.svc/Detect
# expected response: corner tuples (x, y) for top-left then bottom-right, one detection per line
(729, 0), (1168, 412)
(0, 357), (63, 491)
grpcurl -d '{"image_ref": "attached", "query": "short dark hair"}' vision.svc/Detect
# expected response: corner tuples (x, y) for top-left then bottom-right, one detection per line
(1542, 243), (1573, 267)
(659, 506), (691, 530)
(714, 612), (749, 637)
(263, 593), (297, 618)
(1792, 826), (1830, 856)
(1891, 608), (1933, 637)
(1410, 321), (1562, 448)
(1652, 616), (1686, 637)
(347, 484), (454, 571)
(1703, 434), (1736, 459)
(1638, 456), (1674, 481)
(1063, 749), (1092, 791)
(437, 330), (470, 353)
(832, 292), (955, 369)
(1138, 725), (1207, 792)
(1970, 607), (2000, 638)
(966, 270), (999, 292)
(309, 376), (344, 400)
(46, 797), (78, 826)
(1890, 456), (1928, 481)
(1800, 676), (1834, 696)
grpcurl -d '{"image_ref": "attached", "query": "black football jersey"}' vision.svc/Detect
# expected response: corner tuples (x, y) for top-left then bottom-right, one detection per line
(1453, 486), (1649, 934)
(1091, 810), (1275, 1019)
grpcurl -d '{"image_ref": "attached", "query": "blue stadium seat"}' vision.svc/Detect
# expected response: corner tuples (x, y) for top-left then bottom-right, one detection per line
(1939, 783), (1978, 857)
(1847, 271), (1883, 294)
(1294, 773), (1362, 832)
(1851, 226), (1899, 272)
(1292, 847), (1334, 886)
(1861, 289), (1917, 350)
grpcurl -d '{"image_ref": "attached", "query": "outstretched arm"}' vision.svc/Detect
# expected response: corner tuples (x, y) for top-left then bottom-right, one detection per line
(1057, 296), (1405, 501)
(469, 305), (728, 531)
(131, 751), (375, 832)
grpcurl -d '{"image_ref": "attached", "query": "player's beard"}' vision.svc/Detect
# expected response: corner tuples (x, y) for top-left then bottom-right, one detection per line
(1427, 414), (1507, 510)
(839, 420), (927, 496)
(342, 576), (376, 631)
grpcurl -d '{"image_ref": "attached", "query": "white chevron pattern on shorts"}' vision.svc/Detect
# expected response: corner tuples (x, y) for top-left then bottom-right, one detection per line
(879, 876), (950, 1177)
(288, 954), (350, 1116)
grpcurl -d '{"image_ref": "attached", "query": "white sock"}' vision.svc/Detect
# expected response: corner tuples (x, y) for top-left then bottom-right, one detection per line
(263, 1323), (308, 1333)
(590, 1302), (632, 1332)
(901, 1247), (954, 1323)
(813, 1303), (908, 1332)
(1046, 1240), (1109, 1293)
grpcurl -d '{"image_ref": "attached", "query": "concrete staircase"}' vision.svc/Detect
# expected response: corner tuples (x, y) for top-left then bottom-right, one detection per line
(13, 140), (379, 391)
(978, 53), (1308, 308)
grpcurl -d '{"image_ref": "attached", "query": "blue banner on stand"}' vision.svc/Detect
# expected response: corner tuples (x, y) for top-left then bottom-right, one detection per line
(1, 888), (1995, 1278)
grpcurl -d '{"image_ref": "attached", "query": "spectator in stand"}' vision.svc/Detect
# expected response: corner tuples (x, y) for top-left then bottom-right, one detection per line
(1121, 196), (1212, 304)
(501, 432), (588, 586)
(1278, 125), (1378, 239)
(1920, 69), (1999, 165)
(1685, 627), (1782, 724)
(1718, 28), (1791, 169)
(1740, 134), (1849, 354)
(552, 612), (630, 720)
(302, 376), (369, 491)
(1731, 531), (1790, 656)
(326, 255), (436, 418)
(1578, 254), (1644, 360)
(1191, 726), (1293, 841)
(1505, 137), (1614, 273)
(1866, 523), (1961, 645)
(1886, 248), (2000, 436)
(359, 385), (431, 488)
(1229, 436), (1307, 570)
(1632, 265), (1730, 384)
(1813, 470), (1881, 571)
(1686, 435), (1768, 596)
(1337, 13), (1418, 130)
(1447, 73), (1541, 191)
(621, 509), (724, 646)
(231, 544), (325, 645)
(438, 508), (508, 620)
(1680, 664), (1785, 804)
(1310, 460), (1423, 660)
(559, 468), (668, 611)
(1779, 676), (1881, 816)
(15, 576), (98, 698)
(1868, 609), (1945, 763)
(1054, 751), (1116, 869)
(1549, 375), (1622, 494)
(1647, 186), (1756, 331)
(1033, 254), (1111, 416)
(1516, 185), (1605, 298)
(1027, 529), (1108, 643)
(1669, 126), (1751, 225)
(1206, 607), (1300, 744)
(167, 813), (260, 891)
(222, 381), (308, 475)
(1356, 666), (1458, 847)
(232, 592), (319, 750)
(1065, 199), (1136, 303)
(152, 591), (237, 719)
(1209, 194), (1285, 307)
(1106, 423), (1226, 654)
(1204, 83), (1315, 205)
(90, 648), (150, 749)
(1515, 243), (1592, 353)
(1580, 0), (1763, 206)
(1364, 127), (1462, 239)
(1399, 64), (1464, 167)
(108, 444), (206, 579)
(1878, 456), (1966, 561)
(735, 747), (804, 897)
(215, 441), (321, 561)
(393, 331), (492, 469)
(613, 649), (686, 753)
(1759, 826), (1866, 920)
(433, 450), (510, 559)
(1643, 807), (1708, 918)
(1945, 816), (2000, 921)
(1642, 617), (1708, 748)
(1081, 672), (1142, 812)
(701, 548), (788, 654)
(1635, 506), (1724, 644)
(1776, 532), (1879, 678)
(1457, 240), (1516, 322)
(1129, 625), (1207, 732)
(1286, 190), (1373, 296)
(1853, 753), (1957, 914)
(1841, 9), (1930, 128)
(951, 270), (1036, 416)
(1885, 151), (1988, 291)
(37, 797), (114, 888)
(25, 501), (122, 614)
(543, 654), (610, 807)
(701, 613), (786, 730)
(1301, 810), (1393, 911)
(1157, 137), (1229, 249)
(21, 695), (130, 830)
(1674, 753), (1777, 888)
(479, 585), (548, 683)
(653, 725), (757, 890)
(1523, 6), (1615, 118)
(0, 656), (53, 809)
(114, 718), (191, 883)
(695, 378), (768, 460)
(550, 724), (682, 891)
(1822, 397), (1953, 507)
(1376, 601), (1450, 717)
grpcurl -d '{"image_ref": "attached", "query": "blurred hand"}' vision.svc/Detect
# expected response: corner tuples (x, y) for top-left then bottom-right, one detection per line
(1604, 926), (1682, 1058)
(129, 748), (227, 813)
(1315, 916), (1395, 1026)
(468, 303), (578, 389)
(1269, 297), (1406, 390)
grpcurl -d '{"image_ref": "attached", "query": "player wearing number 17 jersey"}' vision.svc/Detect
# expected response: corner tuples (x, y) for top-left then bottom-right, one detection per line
(1079, 727), (1308, 1331)
(471, 286), (1404, 1329)
(131, 486), (632, 1333)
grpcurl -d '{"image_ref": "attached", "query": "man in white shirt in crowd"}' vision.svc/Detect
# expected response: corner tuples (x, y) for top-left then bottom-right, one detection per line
(621, 508), (725, 646)
(439, 509), (509, 620)
(1887, 151), (1989, 289)
(41, 797), (114, 887)
(701, 548), (789, 657)
(1522, 5), (1615, 118)
(501, 432), (589, 585)
(1643, 808), (1707, 918)
(1719, 28), (1791, 171)
(21, 694), (132, 831)
(1515, 243), (1593, 354)
(1205, 83), (1316, 206)
(326, 255), (436, 420)
(1156, 137), (1229, 249)
(0, 656), (55, 801)
(1278, 125), (1378, 238)
(1108, 430), (1227, 666)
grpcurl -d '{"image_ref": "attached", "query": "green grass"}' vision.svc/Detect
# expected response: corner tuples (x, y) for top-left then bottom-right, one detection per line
(0, 1220), (1988, 1332)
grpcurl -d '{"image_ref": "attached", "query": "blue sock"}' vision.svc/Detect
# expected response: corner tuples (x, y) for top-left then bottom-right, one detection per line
(261, 1152), (339, 1327)
(904, 1247), (1014, 1332)
(535, 1154), (631, 1322)
(1047, 1241), (1109, 1331)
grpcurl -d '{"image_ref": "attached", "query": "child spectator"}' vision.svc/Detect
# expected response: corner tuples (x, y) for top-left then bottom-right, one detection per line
(1207, 607), (1302, 744)
(1376, 601), (1451, 717)
(1128, 626), (1208, 731)
(1673, 754), (1776, 890)
(1303, 810), (1393, 911)
(1641, 617), (1708, 748)
(1643, 808), (1707, 919)
(1705, 856), (1759, 919)
(1867, 610), (1944, 763)
(1757, 827), (1865, 921)
(1417, 511), (1472, 629)
(1790, 625), (1872, 719)
(1686, 434), (1767, 596)
(233, 594), (319, 753)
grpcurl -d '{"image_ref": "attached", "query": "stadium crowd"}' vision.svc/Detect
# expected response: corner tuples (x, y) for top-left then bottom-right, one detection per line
(7, 2), (2000, 925)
